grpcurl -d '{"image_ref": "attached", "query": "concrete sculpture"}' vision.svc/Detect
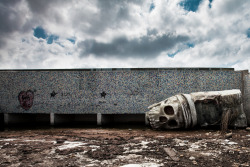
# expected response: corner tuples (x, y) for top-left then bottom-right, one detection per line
(146, 89), (247, 130)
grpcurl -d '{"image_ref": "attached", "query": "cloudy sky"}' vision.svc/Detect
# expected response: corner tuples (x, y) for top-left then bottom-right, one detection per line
(0, 0), (250, 70)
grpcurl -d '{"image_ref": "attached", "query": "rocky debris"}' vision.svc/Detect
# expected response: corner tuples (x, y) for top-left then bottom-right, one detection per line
(163, 147), (179, 161)
(87, 145), (124, 160)
(55, 146), (85, 155)
(56, 138), (67, 144)
(225, 132), (233, 139)
(0, 128), (249, 166)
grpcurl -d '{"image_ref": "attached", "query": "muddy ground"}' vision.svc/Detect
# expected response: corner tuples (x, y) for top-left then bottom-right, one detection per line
(0, 126), (249, 167)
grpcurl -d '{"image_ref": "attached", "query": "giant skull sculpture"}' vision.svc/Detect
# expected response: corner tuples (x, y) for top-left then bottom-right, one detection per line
(146, 89), (247, 130)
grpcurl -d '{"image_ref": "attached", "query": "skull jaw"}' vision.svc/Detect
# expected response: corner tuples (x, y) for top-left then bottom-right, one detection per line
(146, 94), (197, 130)
(146, 107), (185, 130)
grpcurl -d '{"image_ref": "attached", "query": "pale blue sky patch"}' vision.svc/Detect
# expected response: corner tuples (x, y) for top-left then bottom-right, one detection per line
(47, 35), (59, 44)
(33, 26), (60, 44)
(180, 0), (202, 12)
(247, 28), (250, 38)
(33, 27), (47, 39)
(149, 3), (155, 12)
(208, 0), (213, 8)
(55, 41), (65, 48)
(67, 38), (76, 44)
(168, 50), (180, 58)
(186, 43), (195, 48)
(167, 42), (195, 58)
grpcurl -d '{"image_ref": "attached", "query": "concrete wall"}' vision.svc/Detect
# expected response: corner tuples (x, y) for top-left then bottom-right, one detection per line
(244, 73), (250, 125)
(0, 68), (243, 115)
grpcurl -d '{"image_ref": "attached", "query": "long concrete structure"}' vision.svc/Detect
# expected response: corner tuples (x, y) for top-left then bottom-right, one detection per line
(0, 68), (249, 127)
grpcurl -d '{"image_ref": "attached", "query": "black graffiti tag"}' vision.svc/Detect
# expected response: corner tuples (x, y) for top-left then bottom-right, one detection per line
(18, 90), (34, 110)
(101, 91), (107, 98)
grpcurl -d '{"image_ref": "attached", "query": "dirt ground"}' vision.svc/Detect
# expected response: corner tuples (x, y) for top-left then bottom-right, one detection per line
(0, 126), (249, 167)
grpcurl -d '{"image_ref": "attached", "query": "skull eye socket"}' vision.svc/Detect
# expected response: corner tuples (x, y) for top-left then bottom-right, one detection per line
(159, 116), (168, 123)
(164, 106), (174, 115)
(168, 120), (178, 127)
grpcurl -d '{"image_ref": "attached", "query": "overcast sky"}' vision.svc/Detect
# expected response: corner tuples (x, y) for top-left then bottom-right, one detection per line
(0, 0), (250, 70)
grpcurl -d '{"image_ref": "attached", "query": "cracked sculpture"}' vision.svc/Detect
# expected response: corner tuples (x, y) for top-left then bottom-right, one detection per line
(146, 89), (247, 130)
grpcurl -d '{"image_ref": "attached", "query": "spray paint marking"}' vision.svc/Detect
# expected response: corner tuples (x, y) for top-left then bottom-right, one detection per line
(18, 90), (34, 110)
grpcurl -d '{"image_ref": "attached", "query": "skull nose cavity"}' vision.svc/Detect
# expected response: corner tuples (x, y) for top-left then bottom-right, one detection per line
(168, 119), (178, 127)
(164, 106), (174, 115)
(159, 116), (168, 123)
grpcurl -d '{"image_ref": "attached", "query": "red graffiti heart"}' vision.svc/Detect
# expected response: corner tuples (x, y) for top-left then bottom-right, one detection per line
(18, 90), (34, 110)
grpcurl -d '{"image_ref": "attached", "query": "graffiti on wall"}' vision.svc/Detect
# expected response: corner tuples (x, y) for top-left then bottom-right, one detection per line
(100, 91), (107, 98)
(18, 90), (34, 110)
(50, 91), (57, 97)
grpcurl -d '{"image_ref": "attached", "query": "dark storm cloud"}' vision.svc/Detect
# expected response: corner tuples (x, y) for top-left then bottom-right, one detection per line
(85, 0), (137, 35)
(0, 0), (23, 48)
(0, 0), (20, 7)
(26, 0), (68, 14)
(0, 0), (27, 33)
(26, 0), (69, 25)
(79, 33), (189, 58)
(26, 0), (54, 14)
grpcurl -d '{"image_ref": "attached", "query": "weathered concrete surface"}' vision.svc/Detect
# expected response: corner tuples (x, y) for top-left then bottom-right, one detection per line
(0, 68), (242, 115)
(244, 74), (250, 125)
